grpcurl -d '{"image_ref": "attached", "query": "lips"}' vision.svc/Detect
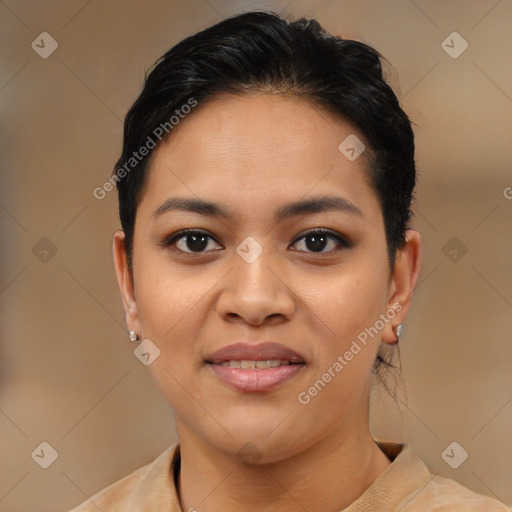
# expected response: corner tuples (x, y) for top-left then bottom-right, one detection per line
(205, 342), (306, 392)
(206, 342), (305, 365)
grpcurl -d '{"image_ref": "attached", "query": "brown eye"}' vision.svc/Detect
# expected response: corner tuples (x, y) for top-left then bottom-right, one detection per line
(291, 229), (350, 253)
(163, 230), (222, 254)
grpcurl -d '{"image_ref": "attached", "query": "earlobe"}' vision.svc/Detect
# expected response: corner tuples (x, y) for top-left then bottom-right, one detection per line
(382, 229), (422, 345)
(112, 230), (140, 334)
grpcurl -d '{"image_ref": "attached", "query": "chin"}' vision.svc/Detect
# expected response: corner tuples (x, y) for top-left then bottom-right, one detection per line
(204, 424), (308, 464)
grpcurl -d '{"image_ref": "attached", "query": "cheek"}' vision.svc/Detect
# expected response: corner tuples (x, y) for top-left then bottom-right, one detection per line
(294, 277), (386, 429)
(310, 263), (389, 346)
(135, 273), (205, 411)
(302, 261), (389, 399)
(132, 260), (218, 391)
(134, 254), (208, 337)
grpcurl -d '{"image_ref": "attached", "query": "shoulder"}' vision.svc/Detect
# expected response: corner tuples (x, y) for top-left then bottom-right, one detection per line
(67, 466), (147, 511)
(64, 442), (181, 512)
(374, 441), (510, 512)
(400, 473), (510, 511)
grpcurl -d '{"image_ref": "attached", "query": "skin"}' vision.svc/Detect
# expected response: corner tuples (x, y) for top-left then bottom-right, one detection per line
(113, 92), (421, 512)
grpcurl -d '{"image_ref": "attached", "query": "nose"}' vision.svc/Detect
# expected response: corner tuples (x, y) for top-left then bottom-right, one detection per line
(216, 249), (296, 327)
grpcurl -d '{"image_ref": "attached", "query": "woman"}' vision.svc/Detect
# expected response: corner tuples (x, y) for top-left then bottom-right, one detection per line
(68, 10), (509, 512)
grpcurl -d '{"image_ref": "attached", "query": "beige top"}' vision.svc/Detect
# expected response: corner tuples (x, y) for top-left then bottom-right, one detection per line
(67, 441), (509, 511)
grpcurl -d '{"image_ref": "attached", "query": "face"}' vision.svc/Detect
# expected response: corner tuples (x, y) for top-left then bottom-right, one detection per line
(114, 93), (419, 463)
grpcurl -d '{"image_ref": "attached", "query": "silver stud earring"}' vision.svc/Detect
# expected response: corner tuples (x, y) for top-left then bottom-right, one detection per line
(393, 324), (403, 340)
(129, 330), (139, 343)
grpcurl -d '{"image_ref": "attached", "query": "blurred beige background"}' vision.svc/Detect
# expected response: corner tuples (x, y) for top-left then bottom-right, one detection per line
(1, 0), (511, 510)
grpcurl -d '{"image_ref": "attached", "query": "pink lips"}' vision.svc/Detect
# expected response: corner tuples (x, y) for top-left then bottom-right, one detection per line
(206, 342), (306, 392)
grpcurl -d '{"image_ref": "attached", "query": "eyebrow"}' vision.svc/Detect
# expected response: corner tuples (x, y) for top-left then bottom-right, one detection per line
(152, 194), (363, 221)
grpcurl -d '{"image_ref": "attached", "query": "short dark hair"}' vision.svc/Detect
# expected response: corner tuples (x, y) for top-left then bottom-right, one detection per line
(114, 10), (416, 387)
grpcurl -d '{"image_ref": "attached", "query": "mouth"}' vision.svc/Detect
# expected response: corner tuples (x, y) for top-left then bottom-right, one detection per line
(216, 359), (299, 369)
(205, 342), (306, 392)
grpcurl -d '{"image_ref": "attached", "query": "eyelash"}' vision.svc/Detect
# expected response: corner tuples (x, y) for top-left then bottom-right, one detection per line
(161, 228), (351, 255)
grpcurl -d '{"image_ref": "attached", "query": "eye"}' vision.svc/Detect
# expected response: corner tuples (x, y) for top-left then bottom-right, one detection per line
(290, 228), (350, 254)
(162, 229), (222, 254)
(162, 228), (350, 256)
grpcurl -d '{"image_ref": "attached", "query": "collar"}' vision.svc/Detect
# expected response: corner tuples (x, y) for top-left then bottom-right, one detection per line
(130, 440), (432, 511)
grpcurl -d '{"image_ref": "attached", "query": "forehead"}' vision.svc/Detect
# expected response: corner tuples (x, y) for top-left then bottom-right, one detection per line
(138, 92), (379, 222)
(157, 92), (367, 167)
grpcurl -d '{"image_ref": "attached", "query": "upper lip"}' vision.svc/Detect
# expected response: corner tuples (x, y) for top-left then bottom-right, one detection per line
(206, 342), (306, 364)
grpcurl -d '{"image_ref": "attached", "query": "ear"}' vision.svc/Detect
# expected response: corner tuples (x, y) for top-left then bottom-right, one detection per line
(112, 230), (141, 336)
(382, 229), (422, 345)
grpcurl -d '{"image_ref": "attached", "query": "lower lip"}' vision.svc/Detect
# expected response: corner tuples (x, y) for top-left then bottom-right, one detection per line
(208, 363), (305, 392)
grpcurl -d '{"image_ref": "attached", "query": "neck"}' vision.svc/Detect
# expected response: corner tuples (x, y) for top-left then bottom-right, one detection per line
(175, 420), (391, 512)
